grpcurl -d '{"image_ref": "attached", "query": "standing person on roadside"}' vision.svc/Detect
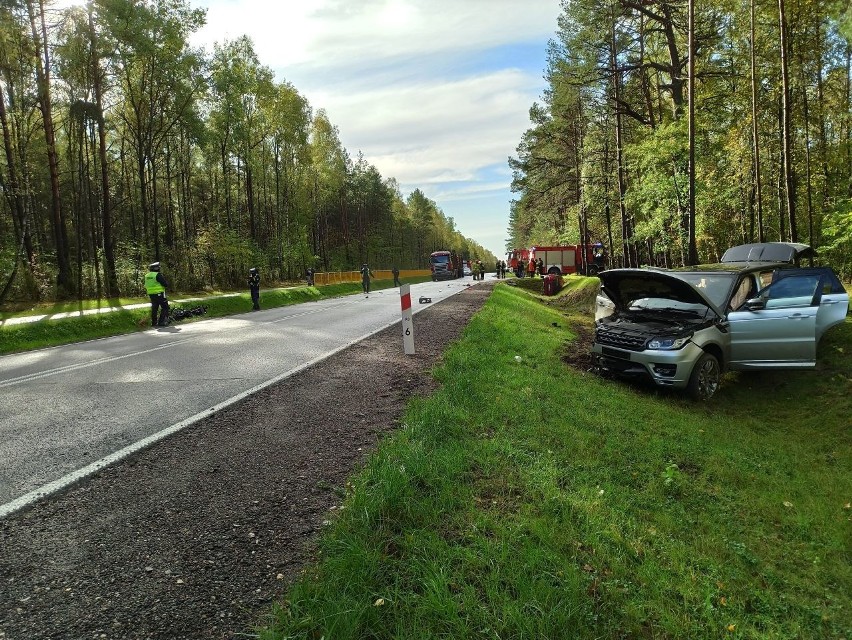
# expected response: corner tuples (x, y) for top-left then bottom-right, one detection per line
(528, 256), (536, 278)
(248, 267), (261, 310)
(360, 263), (374, 293)
(306, 267), (314, 286)
(392, 265), (401, 287)
(145, 262), (170, 327)
(537, 257), (544, 276)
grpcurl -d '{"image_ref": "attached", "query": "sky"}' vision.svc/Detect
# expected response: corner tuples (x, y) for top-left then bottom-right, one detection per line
(186, 0), (561, 258)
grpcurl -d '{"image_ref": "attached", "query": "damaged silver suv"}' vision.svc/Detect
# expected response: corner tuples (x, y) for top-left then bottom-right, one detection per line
(591, 243), (849, 400)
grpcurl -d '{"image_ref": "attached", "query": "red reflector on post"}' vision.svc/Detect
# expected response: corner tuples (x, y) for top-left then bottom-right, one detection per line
(401, 293), (411, 311)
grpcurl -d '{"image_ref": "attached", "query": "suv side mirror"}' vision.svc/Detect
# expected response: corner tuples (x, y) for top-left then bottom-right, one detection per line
(745, 297), (765, 311)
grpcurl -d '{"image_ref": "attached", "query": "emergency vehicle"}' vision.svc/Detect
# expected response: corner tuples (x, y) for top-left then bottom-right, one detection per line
(429, 250), (463, 280)
(530, 243), (607, 276)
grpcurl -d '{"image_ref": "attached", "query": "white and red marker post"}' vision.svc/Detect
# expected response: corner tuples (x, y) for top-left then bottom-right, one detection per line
(399, 284), (415, 354)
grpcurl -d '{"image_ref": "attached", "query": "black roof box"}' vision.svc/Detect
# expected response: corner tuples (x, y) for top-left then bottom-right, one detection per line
(721, 242), (814, 264)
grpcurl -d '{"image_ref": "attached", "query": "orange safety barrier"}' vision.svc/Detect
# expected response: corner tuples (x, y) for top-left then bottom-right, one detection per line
(311, 269), (430, 286)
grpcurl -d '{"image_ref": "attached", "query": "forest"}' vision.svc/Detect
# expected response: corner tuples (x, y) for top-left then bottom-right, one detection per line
(0, 0), (494, 303)
(508, 0), (852, 277)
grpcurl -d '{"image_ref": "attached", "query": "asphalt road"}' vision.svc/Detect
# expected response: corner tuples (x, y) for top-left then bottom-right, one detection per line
(0, 278), (476, 516)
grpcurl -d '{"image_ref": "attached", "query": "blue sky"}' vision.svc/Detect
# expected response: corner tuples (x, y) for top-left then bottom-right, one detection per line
(186, 1), (563, 258)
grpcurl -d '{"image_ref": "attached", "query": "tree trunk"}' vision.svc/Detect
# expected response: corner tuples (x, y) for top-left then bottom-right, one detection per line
(815, 24), (829, 211)
(221, 140), (231, 227)
(0, 80), (31, 303)
(778, 0), (797, 241)
(799, 53), (814, 251)
(603, 133), (615, 267)
(845, 45), (851, 197)
(777, 97), (786, 241)
(750, 0), (765, 242)
(686, 0), (698, 265)
(89, 7), (119, 297)
(639, 14), (656, 129)
(245, 158), (256, 241)
(27, 0), (73, 296)
(576, 95), (589, 274)
(0, 82), (34, 272)
(136, 140), (150, 250)
(611, 9), (633, 267)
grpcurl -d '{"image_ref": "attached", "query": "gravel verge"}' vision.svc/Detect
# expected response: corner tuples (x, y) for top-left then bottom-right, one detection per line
(0, 282), (494, 640)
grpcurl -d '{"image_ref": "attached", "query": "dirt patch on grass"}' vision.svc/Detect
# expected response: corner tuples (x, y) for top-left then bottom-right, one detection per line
(560, 318), (597, 373)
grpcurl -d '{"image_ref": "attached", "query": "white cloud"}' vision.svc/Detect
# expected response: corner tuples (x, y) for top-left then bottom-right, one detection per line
(311, 68), (538, 187)
(193, 0), (558, 71)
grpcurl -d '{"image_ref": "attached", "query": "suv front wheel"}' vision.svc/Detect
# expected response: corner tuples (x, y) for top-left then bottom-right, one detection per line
(687, 353), (721, 400)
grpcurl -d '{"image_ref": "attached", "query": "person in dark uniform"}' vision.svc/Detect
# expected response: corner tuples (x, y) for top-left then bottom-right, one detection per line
(144, 262), (170, 327)
(360, 263), (374, 293)
(248, 267), (260, 310)
(392, 265), (401, 287)
(306, 267), (314, 286)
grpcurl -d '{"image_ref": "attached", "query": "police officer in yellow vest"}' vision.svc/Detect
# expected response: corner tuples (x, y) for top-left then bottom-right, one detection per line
(144, 262), (170, 327)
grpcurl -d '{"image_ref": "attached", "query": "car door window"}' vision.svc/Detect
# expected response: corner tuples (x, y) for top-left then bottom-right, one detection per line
(760, 274), (820, 308)
(729, 277), (755, 311)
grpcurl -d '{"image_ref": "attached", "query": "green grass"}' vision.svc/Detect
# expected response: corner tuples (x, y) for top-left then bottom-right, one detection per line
(0, 295), (152, 317)
(0, 277), (428, 354)
(258, 281), (852, 639)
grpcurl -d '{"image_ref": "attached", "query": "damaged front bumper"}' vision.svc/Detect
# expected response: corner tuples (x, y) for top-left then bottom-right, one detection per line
(591, 341), (707, 389)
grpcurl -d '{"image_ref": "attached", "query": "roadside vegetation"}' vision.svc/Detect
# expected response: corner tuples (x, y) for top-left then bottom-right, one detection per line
(0, 277), (429, 355)
(259, 278), (851, 639)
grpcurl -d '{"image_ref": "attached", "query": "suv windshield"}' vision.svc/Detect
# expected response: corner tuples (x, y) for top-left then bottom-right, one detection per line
(669, 272), (736, 309)
(627, 297), (708, 316)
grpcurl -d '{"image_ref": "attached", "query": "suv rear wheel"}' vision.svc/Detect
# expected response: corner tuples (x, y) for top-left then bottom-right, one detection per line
(687, 353), (721, 400)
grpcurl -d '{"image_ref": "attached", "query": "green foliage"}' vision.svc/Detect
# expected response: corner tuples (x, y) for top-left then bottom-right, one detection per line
(820, 199), (852, 280)
(509, 0), (852, 268)
(625, 121), (688, 256)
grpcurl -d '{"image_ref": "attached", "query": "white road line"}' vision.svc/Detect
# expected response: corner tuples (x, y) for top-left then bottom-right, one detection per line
(0, 340), (192, 388)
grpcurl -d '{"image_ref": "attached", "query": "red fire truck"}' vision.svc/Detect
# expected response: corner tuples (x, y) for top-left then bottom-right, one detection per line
(529, 243), (607, 276)
(429, 250), (463, 280)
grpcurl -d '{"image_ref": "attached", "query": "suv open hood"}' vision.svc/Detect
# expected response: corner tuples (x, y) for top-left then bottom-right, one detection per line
(721, 242), (813, 264)
(599, 269), (723, 316)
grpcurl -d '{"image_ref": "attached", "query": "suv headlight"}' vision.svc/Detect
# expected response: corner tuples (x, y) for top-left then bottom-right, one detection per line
(647, 336), (691, 350)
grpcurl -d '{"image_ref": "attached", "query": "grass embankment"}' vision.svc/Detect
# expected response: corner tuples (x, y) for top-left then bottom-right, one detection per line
(0, 278), (424, 355)
(259, 279), (851, 639)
